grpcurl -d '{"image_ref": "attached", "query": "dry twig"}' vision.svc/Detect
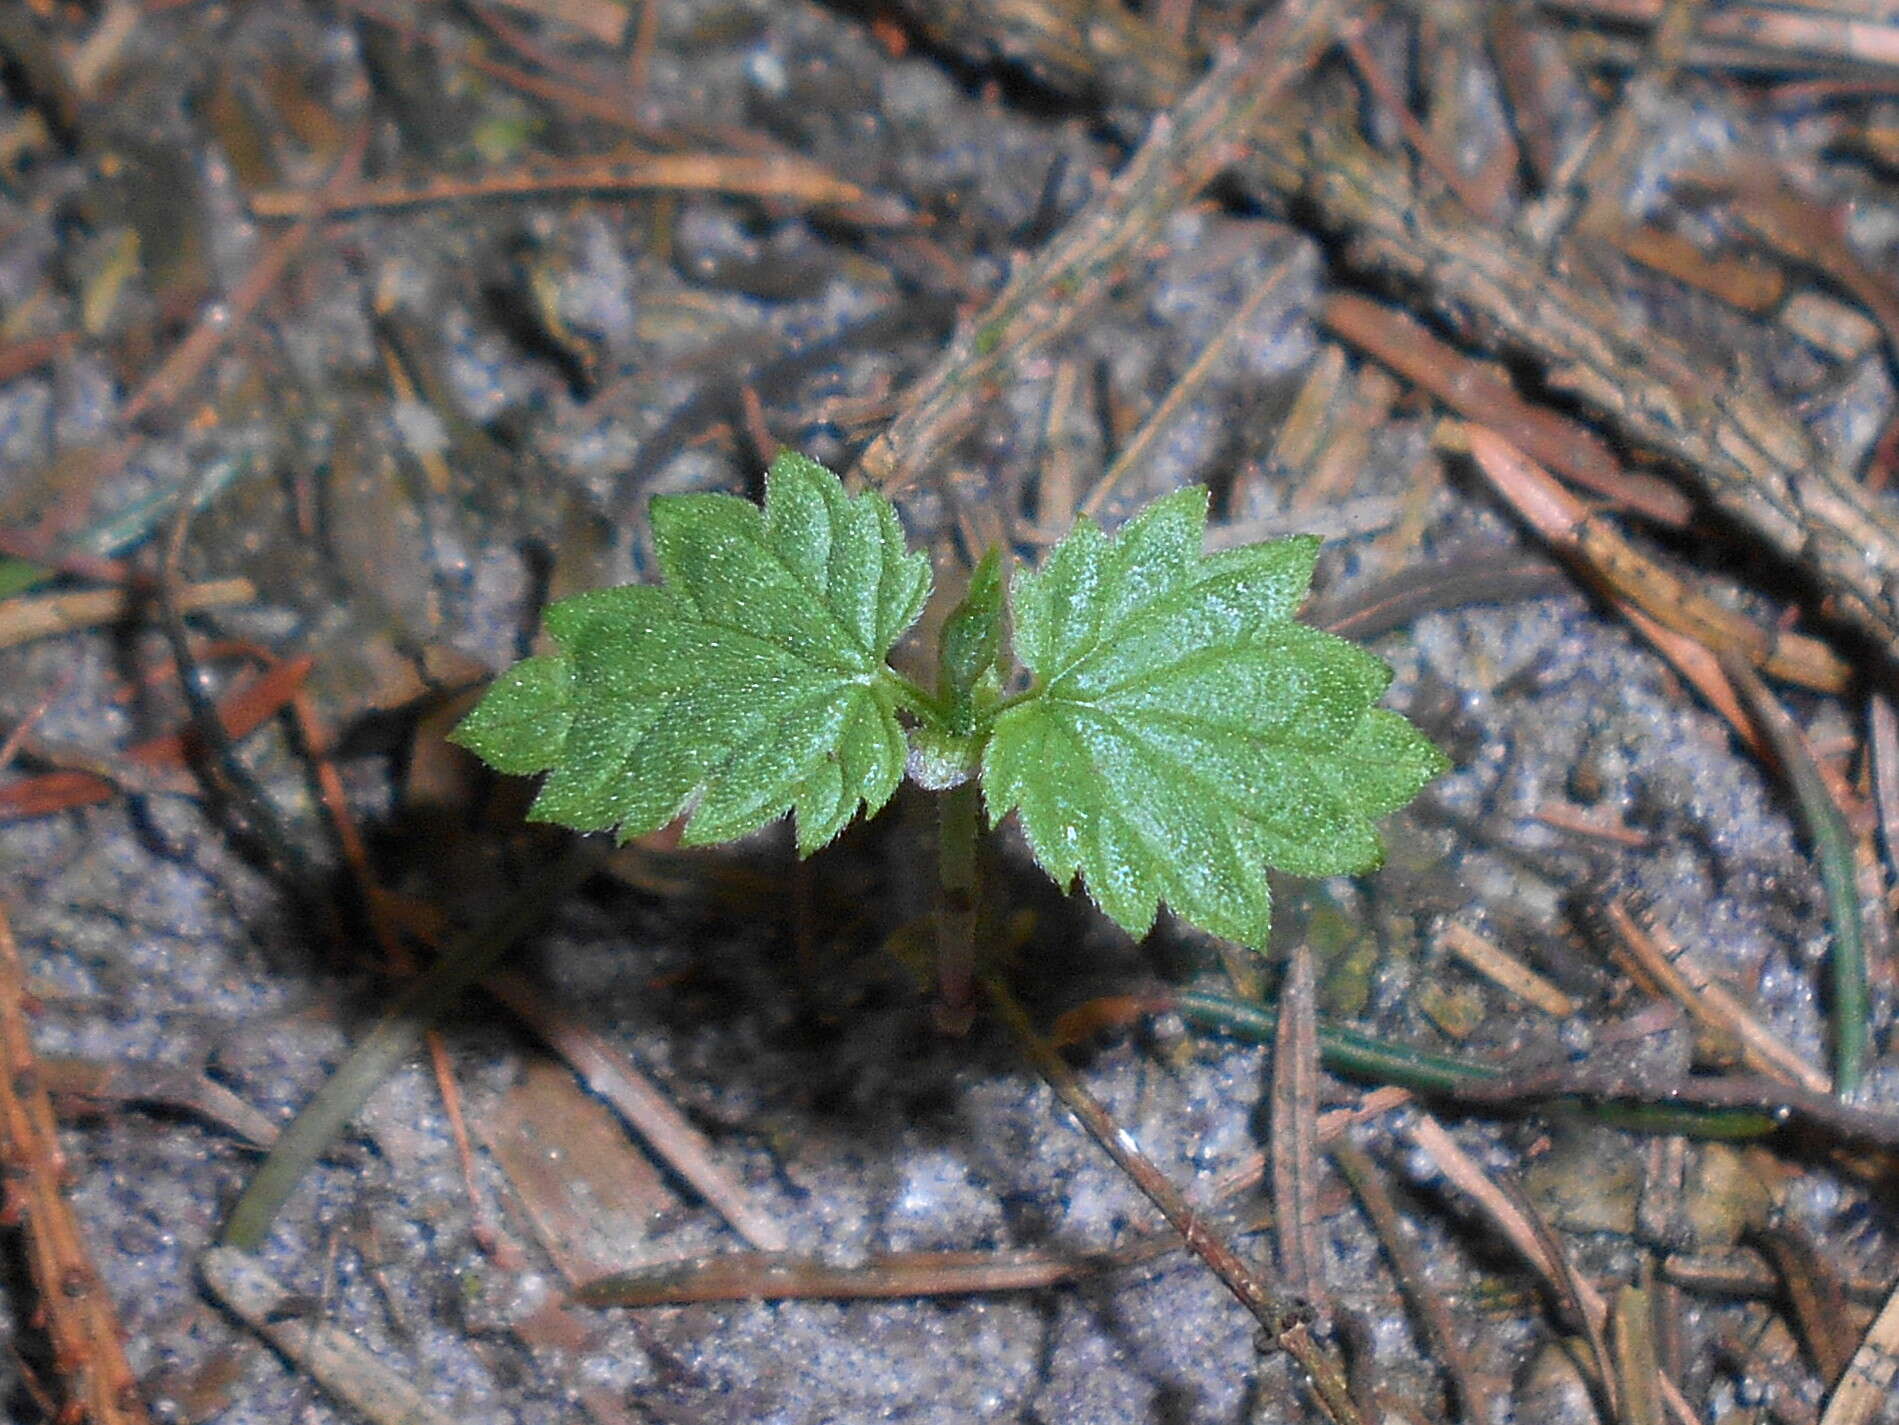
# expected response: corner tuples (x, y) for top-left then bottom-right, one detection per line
(1438, 923), (1578, 1018)
(250, 152), (902, 225)
(1464, 425), (1850, 694)
(1323, 294), (1690, 524)
(1408, 1113), (1700, 1425)
(1819, 1272), (1899, 1425)
(1331, 1139), (1494, 1425)
(200, 1248), (458, 1425)
(851, 0), (1350, 498)
(0, 576), (254, 651)
(1270, 945), (1331, 1321)
(884, 1), (1899, 653)
(1588, 894), (1830, 1094)
(986, 976), (1366, 1425)
(0, 904), (151, 1425)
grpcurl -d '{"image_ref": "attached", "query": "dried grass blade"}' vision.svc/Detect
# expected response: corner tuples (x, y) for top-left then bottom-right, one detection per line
(201, 1248), (458, 1425)
(1819, 1274), (1899, 1425)
(1272, 945), (1330, 1320)
(1595, 895), (1830, 1094)
(576, 1248), (1100, 1307)
(249, 152), (891, 222)
(1331, 1139), (1494, 1425)
(1613, 1284), (1666, 1425)
(1408, 1114), (1704, 1425)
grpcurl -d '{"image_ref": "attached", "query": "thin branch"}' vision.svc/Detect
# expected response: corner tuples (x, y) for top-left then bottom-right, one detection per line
(1332, 1140), (1494, 1425)
(851, 0), (1351, 497)
(881, 0), (1899, 654)
(984, 976), (1366, 1425)
(201, 1248), (459, 1425)
(0, 904), (152, 1425)
(1270, 945), (1331, 1320)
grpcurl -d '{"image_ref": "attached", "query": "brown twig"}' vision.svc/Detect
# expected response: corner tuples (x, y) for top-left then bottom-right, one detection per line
(156, 481), (315, 889)
(0, 576), (254, 650)
(1587, 893), (1829, 1093)
(852, 0), (1351, 498)
(1464, 424), (1849, 692)
(200, 1248), (457, 1425)
(1549, 2), (1899, 74)
(41, 1054), (279, 1148)
(0, 672), (70, 774)
(1307, 553), (1574, 641)
(1322, 294), (1690, 524)
(627, 0), (664, 94)
(1269, 945), (1330, 1321)
(1612, 1282), (1666, 1425)
(1330, 1140), (1494, 1425)
(0, 903), (152, 1425)
(1407, 1113), (1701, 1425)
(577, 1246), (1117, 1306)
(984, 975), (1366, 1425)
(0, 328), (80, 384)
(882, 0), (1899, 655)
(249, 151), (904, 225)
(1438, 923), (1578, 1018)
(1666, 1251), (1892, 1307)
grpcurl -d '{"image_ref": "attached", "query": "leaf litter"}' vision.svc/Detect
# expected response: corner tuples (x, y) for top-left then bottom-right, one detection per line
(2, 1), (1899, 1423)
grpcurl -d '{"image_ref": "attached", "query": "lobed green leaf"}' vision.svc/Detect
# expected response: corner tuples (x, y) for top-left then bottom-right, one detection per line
(451, 452), (930, 853)
(982, 488), (1447, 948)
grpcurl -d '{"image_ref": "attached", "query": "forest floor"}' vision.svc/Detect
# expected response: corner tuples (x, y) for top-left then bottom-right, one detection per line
(3, 1), (1899, 1422)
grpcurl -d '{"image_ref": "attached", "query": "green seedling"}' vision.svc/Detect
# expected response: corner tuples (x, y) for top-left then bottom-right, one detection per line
(451, 451), (1447, 962)
(220, 451), (1798, 1259)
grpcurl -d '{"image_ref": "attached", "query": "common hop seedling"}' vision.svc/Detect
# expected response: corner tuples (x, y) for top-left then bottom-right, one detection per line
(452, 452), (1446, 949)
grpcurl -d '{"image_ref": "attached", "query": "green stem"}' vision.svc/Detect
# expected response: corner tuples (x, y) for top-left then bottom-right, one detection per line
(1172, 991), (1779, 1140)
(880, 667), (954, 730)
(1176, 990), (1498, 1096)
(1727, 659), (1869, 1100)
(934, 778), (981, 1032)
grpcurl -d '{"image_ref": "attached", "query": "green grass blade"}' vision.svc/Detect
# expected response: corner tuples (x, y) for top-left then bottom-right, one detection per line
(219, 845), (600, 1250)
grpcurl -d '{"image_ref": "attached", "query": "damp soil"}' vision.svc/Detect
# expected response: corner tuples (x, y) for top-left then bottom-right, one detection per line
(0, 3), (1896, 1423)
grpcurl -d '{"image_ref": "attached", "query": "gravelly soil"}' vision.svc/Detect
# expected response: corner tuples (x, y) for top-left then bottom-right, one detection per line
(1, 2), (1896, 1423)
